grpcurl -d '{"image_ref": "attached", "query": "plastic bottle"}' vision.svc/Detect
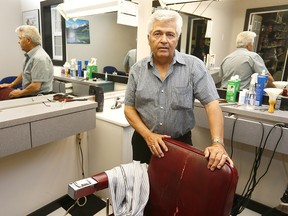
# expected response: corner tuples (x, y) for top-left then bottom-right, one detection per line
(77, 60), (82, 77)
(70, 58), (77, 77)
(238, 89), (248, 105)
(255, 73), (267, 106)
(87, 58), (98, 79)
(63, 62), (70, 77)
(245, 73), (258, 110)
(105, 72), (108, 81)
(226, 75), (241, 102)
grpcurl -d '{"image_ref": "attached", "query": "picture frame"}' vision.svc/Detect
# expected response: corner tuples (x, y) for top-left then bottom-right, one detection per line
(22, 9), (40, 30)
(66, 19), (90, 44)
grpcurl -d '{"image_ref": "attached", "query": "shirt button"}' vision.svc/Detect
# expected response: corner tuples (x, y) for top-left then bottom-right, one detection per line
(159, 122), (163, 126)
(160, 106), (164, 109)
(161, 90), (164, 93)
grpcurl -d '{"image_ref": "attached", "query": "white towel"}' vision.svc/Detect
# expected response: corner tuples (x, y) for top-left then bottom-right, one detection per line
(105, 161), (149, 216)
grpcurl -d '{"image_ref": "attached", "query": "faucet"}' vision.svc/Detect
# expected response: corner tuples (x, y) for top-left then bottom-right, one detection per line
(111, 97), (122, 109)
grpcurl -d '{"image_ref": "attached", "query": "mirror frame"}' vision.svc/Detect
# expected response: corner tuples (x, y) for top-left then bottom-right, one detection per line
(40, 0), (66, 66)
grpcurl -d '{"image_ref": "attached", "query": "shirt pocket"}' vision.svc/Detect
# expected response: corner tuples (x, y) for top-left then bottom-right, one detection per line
(171, 86), (192, 110)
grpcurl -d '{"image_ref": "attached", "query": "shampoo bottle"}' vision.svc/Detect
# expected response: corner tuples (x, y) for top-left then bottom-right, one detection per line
(245, 73), (258, 110)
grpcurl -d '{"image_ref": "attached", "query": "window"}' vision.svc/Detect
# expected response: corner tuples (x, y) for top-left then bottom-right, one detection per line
(40, 0), (66, 66)
(51, 5), (63, 61)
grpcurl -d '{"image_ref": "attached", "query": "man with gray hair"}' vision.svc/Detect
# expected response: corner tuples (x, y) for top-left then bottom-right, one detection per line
(124, 9), (233, 171)
(0, 25), (54, 99)
(219, 31), (275, 90)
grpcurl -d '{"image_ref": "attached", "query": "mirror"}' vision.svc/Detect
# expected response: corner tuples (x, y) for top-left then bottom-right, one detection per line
(65, 11), (209, 77)
(244, 5), (288, 82)
(41, 2), (210, 80)
(66, 12), (137, 76)
(178, 12), (211, 61)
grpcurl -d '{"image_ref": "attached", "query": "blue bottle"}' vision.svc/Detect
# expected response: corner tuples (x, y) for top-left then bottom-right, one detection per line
(255, 75), (267, 106)
(77, 60), (82, 77)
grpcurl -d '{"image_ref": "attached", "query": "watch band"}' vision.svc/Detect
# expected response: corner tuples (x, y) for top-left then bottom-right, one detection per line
(211, 138), (224, 146)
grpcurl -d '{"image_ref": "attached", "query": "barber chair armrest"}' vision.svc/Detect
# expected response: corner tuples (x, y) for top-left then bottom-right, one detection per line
(68, 172), (108, 200)
(93, 172), (109, 191)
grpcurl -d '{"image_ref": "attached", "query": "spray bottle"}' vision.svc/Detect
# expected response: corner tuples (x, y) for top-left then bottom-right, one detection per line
(245, 73), (258, 110)
(70, 58), (77, 77)
(87, 58), (98, 79)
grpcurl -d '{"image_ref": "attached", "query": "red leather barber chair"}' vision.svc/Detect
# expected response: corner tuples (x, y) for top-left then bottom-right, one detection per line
(0, 87), (14, 100)
(69, 138), (238, 216)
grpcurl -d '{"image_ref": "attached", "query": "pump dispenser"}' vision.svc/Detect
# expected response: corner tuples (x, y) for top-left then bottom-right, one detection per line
(245, 73), (258, 109)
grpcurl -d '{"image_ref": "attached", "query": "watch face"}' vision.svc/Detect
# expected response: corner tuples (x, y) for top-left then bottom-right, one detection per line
(212, 138), (224, 146)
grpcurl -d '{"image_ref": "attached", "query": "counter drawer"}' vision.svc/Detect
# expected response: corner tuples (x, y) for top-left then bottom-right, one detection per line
(31, 109), (96, 147)
(0, 124), (31, 158)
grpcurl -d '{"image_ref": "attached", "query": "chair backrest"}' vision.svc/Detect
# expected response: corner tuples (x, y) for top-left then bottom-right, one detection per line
(0, 76), (22, 89)
(144, 138), (238, 216)
(68, 138), (238, 216)
(103, 66), (117, 74)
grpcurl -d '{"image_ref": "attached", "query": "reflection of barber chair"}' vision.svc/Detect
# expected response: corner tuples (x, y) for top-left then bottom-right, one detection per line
(0, 76), (22, 100)
(68, 138), (238, 216)
(103, 66), (118, 74)
(0, 76), (22, 88)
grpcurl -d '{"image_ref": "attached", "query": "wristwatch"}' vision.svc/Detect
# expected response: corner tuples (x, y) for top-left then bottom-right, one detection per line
(211, 138), (224, 146)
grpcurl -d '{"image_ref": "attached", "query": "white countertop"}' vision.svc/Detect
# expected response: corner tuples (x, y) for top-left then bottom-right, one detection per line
(0, 94), (97, 129)
(96, 90), (130, 127)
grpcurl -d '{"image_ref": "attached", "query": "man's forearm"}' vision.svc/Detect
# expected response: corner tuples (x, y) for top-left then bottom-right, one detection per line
(204, 100), (224, 144)
(124, 105), (152, 139)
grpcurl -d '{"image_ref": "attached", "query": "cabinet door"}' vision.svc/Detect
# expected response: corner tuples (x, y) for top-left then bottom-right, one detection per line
(249, 14), (263, 52)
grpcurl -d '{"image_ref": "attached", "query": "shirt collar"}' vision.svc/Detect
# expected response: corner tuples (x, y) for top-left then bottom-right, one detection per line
(25, 45), (40, 58)
(148, 49), (186, 68)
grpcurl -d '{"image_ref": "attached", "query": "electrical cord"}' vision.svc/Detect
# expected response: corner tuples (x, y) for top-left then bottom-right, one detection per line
(63, 196), (88, 216)
(231, 122), (285, 215)
(229, 115), (238, 159)
(63, 134), (86, 215)
(78, 135), (85, 178)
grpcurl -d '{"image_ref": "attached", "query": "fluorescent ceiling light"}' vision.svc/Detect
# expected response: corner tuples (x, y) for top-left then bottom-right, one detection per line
(57, 0), (119, 20)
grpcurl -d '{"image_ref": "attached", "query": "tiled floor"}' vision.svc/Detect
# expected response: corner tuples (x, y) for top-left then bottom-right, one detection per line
(47, 204), (260, 216)
(236, 208), (261, 216)
(47, 205), (112, 216)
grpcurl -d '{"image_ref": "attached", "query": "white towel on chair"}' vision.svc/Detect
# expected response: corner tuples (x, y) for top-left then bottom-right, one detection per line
(105, 161), (149, 216)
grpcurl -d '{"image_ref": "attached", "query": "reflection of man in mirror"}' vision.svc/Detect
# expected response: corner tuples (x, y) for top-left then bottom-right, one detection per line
(123, 48), (137, 74)
(192, 37), (209, 61)
(0, 25), (54, 100)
